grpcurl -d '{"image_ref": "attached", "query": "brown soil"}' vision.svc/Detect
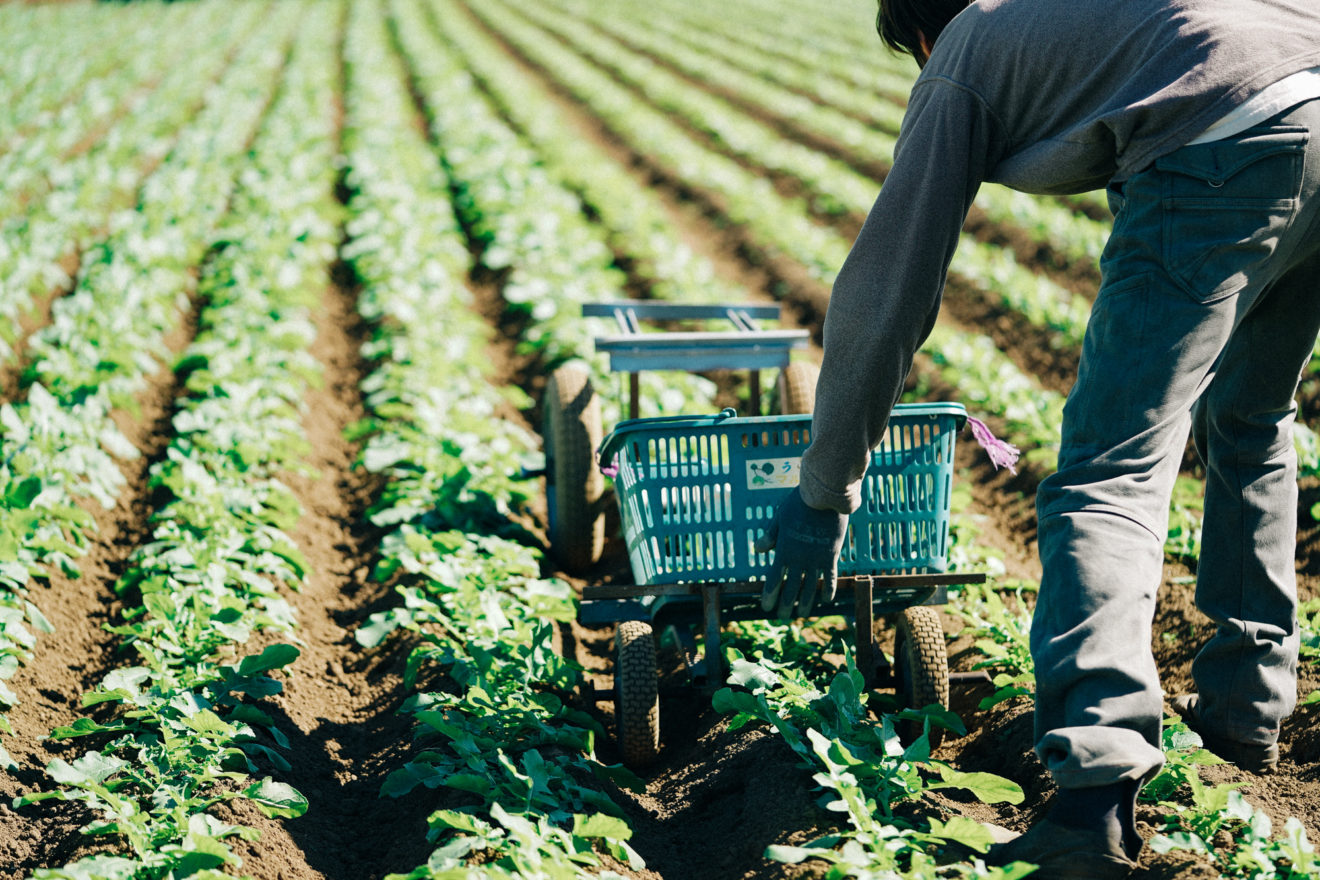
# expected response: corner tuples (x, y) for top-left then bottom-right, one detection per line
(0, 252), (79, 404)
(5, 1), (1320, 878)
(444, 5), (1320, 878)
(0, 295), (197, 878)
(214, 262), (444, 880)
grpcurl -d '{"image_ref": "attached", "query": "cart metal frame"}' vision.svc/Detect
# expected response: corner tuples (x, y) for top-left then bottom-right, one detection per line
(578, 572), (985, 692)
(541, 300), (986, 765)
(584, 299), (808, 419)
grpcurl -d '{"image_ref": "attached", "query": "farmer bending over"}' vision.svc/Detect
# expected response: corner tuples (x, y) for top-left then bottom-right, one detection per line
(755, 0), (1320, 874)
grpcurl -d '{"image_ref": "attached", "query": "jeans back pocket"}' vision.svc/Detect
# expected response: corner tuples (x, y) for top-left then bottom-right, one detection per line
(1156, 125), (1307, 301)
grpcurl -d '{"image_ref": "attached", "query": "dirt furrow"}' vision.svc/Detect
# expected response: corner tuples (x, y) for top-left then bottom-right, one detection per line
(207, 13), (442, 874)
(0, 284), (202, 880)
(533, 1), (1103, 299)
(219, 247), (440, 880)
(220, 8), (575, 872)
(461, 0), (1082, 402)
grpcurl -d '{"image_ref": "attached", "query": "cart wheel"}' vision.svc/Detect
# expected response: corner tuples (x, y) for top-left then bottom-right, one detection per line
(776, 361), (819, 415)
(543, 363), (604, 574)
(614, 620), (660, 766)
(893, 606), (950, 749)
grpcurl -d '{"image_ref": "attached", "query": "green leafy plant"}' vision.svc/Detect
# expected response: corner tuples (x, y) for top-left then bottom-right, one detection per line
(1146, 719), (1318, 877)
(341, 6), (651, 872)
(12, 8), (336, 873)
(950, 581), (1036, 710)
(712, 647), (1025, 877)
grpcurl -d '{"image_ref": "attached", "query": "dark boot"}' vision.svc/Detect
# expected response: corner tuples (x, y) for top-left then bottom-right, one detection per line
(987, 781), (1141, 879)
(1171, 694), (1278, 774)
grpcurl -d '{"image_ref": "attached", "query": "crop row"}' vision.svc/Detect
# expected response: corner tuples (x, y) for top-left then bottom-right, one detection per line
(0, 3), (264, 372)
(0, 0), (722, 873)
(629, 0), (914, 134)
(533, 0), (1111, 271)
(0, 1), (292, 768)
(684, 0), (1103, 219)
(713, 620), (1031, 878)
(343, 0), (651, 875)
(432, 4), (754, 317)
(645, 0), (922, 103)
(390, 0), (716, 423)
(423, 0), (815, 420)
(9, 4), (332, 876)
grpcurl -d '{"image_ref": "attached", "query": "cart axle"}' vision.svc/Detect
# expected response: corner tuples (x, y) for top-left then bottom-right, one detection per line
(583, 669), (989, 704)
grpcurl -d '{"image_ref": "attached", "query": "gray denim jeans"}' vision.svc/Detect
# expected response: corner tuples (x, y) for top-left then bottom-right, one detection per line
(1032, 97), (1320, 789)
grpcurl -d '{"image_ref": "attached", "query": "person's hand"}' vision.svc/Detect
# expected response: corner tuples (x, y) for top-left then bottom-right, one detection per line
(755, 488), (849, 619)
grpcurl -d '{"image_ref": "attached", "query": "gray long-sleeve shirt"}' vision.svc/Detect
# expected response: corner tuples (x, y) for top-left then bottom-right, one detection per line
(799, 0), (1320, 514)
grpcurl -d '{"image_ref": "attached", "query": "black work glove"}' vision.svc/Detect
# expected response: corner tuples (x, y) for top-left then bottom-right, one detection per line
(755, 487), (849, 619)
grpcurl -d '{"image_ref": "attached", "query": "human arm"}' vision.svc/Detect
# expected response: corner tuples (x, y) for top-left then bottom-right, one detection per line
(798, 79), (999, 513)
(756, 81), (998, 617)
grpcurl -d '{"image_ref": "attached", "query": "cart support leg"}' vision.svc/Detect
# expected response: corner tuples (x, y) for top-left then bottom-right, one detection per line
(628, 372), (641, 420)
(854, 579), (876, 687)
(749, 369), (762, 415)
(702, 584), (723, 691)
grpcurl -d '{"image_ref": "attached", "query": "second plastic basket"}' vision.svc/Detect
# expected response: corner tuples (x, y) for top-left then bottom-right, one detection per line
(597, 402), (967, 586)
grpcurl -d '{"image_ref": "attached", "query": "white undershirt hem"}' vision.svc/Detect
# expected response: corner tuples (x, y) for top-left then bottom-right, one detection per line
(1188, 66), (1320, 145)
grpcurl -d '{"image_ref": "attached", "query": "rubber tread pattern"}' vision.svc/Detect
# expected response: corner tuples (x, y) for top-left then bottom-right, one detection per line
(894, 605), (950, 748)
(615, 620), (660, 766)
(544, 363), (604, 574)
(776, 360), (819, 415)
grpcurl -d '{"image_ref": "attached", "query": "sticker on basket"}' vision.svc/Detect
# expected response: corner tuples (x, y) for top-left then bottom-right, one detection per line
(746, 457), (800, 489)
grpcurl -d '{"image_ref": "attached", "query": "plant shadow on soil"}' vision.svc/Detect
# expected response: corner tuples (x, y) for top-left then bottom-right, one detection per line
(219, 631), (458, 880)
(594, 681), (840, 880)
(558, 471), (1320, 879)
(9, 470), (1319, 879)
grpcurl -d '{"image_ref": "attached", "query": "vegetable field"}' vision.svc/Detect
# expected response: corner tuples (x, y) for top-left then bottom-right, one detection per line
(4, 0), (1320, 877)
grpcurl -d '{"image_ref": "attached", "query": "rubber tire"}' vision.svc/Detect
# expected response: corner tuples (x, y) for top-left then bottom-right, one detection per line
(614, 620), (660, 767)
(543, 363), (604, 574)
(776, 361), (819, 415)
(893, 606), (950, 749)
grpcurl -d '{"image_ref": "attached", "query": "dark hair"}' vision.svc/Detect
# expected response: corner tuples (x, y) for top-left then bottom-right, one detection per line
(875, 0), (972, 60)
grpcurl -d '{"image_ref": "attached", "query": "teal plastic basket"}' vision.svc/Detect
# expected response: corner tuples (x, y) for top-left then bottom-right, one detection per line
(597, 402), (967, 586)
